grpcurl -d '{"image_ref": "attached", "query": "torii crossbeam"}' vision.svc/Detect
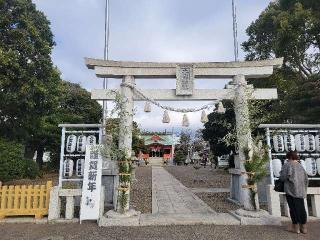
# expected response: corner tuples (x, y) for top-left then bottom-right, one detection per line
(86, 58), (282, 101)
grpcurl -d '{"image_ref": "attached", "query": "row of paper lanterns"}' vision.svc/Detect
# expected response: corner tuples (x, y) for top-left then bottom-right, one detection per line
(66, 135), (97, 153)
(273, 158), (320, 177)
(63, 159), (84, 177)
(272, 134), (320, 152)
(143, 101), (226, 127)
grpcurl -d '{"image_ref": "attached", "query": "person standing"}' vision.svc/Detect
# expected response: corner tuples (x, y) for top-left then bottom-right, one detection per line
(279, 151), (309, 234)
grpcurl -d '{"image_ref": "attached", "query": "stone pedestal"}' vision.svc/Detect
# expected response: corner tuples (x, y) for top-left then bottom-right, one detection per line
(98, 209), (141, 226)
(230, 208), (281, 225)
(102, 164), (118, 208)
(65, 196), (75, 220)
(229, 167), (242, 205)
(48, 187), (61, 221)
(311, 195), (320, 217)
(101, 134), (119, 209)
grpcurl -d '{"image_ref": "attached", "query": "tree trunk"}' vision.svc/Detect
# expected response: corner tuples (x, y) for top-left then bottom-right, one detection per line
(24, 144), (35, 159)
(36, 145), (44, 170)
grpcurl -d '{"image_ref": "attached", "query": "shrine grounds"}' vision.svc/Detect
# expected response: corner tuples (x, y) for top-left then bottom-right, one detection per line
(1, 221), (320, 240)
(2, 165), (320, 240)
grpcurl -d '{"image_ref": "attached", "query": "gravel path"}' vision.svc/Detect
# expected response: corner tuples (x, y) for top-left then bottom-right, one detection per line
(196, 192), (239, 213)
(165, 166), (230, 189)
(1, 222), (320, 240)
(130, 166), (152, 213)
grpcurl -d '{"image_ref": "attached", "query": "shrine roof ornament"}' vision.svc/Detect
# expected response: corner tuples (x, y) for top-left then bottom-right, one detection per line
(85, 58), (283, 79)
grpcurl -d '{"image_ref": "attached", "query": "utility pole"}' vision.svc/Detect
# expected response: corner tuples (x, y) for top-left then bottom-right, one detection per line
(232, 0), (239, 62)
(102, 0), (110, 135)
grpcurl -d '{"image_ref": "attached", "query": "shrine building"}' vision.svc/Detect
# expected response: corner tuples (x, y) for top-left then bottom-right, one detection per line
(141, 133), (176, 161)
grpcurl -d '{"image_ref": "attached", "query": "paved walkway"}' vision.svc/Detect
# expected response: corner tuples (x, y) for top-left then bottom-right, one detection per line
(152, 167), (216, 214)
(190, 187), (230, 193)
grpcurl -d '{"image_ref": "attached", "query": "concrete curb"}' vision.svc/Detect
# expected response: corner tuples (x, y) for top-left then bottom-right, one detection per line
(0, 217), (48, 224)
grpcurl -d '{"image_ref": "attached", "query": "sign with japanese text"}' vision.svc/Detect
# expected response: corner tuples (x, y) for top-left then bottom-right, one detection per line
(80, 145), (102, 221)
(176, 64), (194, 96)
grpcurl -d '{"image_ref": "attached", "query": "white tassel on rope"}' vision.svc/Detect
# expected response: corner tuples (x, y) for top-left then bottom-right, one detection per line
(217, 102), (226, 114)
(182, 114), (189, 127)
(201, 110), (208, 123)
(162, 110), (170, 123)
(144, 102), (151, 112)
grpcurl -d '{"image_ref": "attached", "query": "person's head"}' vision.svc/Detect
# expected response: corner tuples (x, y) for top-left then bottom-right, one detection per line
(286, 151), (299, 161)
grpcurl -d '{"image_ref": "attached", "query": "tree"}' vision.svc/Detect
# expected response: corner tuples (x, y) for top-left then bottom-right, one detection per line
(32, 81), (102, 169)
(192, 129), (206, 153)
(105, 118), (145, 156)
(288, 74), (320, 123)
(173, 149), (186, 165)
(202, 101), (236, 157)
(0, 137), (39, 182)
(0, 0), (60, 143)
(179, 130), (192, 156)
(242, 0), (320, 124)
(203, 0), (320, 162)
(243, 0), (319, 78)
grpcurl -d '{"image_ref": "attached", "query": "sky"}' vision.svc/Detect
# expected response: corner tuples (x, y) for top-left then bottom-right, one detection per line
(32, 0), (272, 133)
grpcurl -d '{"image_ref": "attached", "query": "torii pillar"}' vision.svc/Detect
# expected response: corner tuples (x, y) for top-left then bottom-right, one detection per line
(119, 75), (135, 158)
(232, 74), (254, 210)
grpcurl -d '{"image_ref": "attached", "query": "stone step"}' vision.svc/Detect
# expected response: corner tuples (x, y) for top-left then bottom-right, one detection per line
(140, 213), (240, 226)
(149, 157), (164, 166)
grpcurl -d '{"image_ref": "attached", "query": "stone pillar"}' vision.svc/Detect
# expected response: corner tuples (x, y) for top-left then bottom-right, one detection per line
(48, 186), (61, 221)
(65, 196), (75, 220)
(266, 185), (281, 217)
(233, 74), (255, 211)
(118, 75), (134, 158)
(283, 195), (290, 216)
(311, 195), (320, 217)
(117, 75), (134, 213)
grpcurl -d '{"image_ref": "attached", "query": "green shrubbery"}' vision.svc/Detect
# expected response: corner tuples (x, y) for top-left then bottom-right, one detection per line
(174, 150), (186, 165)
(23, 160), (40, 179)
(0, 138), (39, 182)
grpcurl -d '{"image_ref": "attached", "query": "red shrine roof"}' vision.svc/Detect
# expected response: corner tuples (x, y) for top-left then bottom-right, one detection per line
(142, 134), (174, 146)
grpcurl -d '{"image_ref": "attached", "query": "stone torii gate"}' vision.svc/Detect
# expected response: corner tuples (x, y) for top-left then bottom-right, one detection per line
(85, 57), (283, 210)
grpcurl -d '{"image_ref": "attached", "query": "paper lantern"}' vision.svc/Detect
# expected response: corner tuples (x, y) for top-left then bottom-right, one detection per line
(273, 135), (284, 152)
(284, 134), (295, 151)
(66, 135), (77, 153)
(87, 135), (96, 146)
(162, 110), (170, 123)
(182, 114), (189, 127)
(299, 159), (306, 171)
(315, 135), (320, 151)
(272, 159), (282, 177)
(63, 159), (74, 177)
(305, 134), (316, 152)
(305, 158), (317, 176)
(200, 110), (208, 123)
(295, 134), (306, 152)
(76, 159), (85, 177)
(77, 135), (87, 152)
(217, 102), (226, 114)
(316, 158), (320, 175)
(144, 102), (151, 112)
